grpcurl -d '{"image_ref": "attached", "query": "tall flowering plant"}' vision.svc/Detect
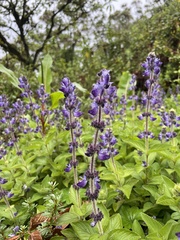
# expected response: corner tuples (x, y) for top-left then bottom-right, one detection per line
(60, 77), (82, 207)
(137, 52), (162, 166)
(77, 70), (118, 234)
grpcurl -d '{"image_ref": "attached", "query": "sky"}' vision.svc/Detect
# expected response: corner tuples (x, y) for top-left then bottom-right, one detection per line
(0, 0), (148, 58)
(112, 0), (147, 8)
(111, 0), (147, 14)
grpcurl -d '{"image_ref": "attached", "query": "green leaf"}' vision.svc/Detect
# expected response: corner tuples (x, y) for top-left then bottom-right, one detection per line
(159, 220), (177, 239)
(105, 213), (123, 233)
(38, 54), (53, 93)
(56, 212), (79, 225)
(143, 202), (154, 212)
(120, 206), (142, 229)
(132, 219), (145, 238)
(117, 71), (131, 97)
(108, 229), (140, 240)
(119, 179), (139, 199)
(141, 213), (163, 234)
(171, 212), (180, 220)
(148, 141), (170, 153)
(73, 82), (87, 93)
(143, 185), (160, 199)
(0, 64), (19, 89)
(0, 204), (16, 220)
(121, 136), (145, 153)
(61, 228), (79, 239)
(89, 234), (109, 240)
(71, 221), (97, 240)
(161, 175), (175, 189)
(30, 193), (43, 203)
(50, 237), (65, 240)
(169, 222), (180, 239)
(69, 186), (79, 205)
(50, 91), (64, 109)
(156, 195), (177, 206)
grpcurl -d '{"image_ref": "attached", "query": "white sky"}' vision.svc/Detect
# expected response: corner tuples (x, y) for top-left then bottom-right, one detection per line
(112, 0), (147, 8)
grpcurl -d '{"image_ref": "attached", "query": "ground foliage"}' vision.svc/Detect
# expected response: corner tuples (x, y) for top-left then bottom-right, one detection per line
(0, 52), (180, 240)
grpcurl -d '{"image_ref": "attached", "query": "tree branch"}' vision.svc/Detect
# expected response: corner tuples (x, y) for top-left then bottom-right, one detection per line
(33, 0), (72, 64)
(0, 31), (29, 64)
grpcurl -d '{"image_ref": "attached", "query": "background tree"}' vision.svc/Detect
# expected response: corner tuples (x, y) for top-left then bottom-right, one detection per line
(0, 0), (111, 69)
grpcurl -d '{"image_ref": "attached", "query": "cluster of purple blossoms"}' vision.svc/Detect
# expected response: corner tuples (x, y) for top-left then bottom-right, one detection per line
(60, 77), (82, 175)
(77, 70), (118, 228)
(8, 226), (20, 238)
(0, 95), (32, 158)
(0, 173), (14, 200)
(98, 129), (119, 161)
(158, 108), (180, 142)
(142, 52), (162, 78)
(137, 53), (162, 140)
(18, 76), (39, 111)
(19, 77), (58, 134)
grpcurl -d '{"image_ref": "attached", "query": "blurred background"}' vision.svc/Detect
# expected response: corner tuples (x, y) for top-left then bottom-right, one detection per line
(0, 0), (179, 96)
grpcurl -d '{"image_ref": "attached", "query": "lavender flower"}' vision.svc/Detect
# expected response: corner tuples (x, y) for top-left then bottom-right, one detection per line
(60, 77), (82, 206)
(98, 129), (118, 161)
(78, 70), (117, 232)
(158, 108), (180, 142)
(137, 53), (162, 165)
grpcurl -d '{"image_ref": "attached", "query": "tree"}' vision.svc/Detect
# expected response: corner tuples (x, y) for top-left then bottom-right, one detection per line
(0, 0), (110, 69)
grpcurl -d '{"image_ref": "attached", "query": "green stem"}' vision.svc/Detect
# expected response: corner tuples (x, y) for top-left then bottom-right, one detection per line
(69, 110), (81, 207)
(89, 105), (104, 235)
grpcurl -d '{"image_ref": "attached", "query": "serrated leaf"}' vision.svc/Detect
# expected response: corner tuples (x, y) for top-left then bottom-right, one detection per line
(148, 141), (170, 153)
(89, 234), (109, 240)
(121, 136), (145, 152)
(141, 213), (163, 234)
(56, 212), (79, 225)
(61, 228), (79, 239)
(71, 221), (97, 240)
(105, 213), (123, 233)
(108, 228), (140, 240)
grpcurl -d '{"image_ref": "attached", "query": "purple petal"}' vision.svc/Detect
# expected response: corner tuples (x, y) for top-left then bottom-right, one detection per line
(98, 149), (110, 160)
(64, 163), (72, 172)
(77, 175), (87, 188)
